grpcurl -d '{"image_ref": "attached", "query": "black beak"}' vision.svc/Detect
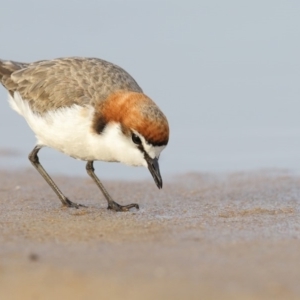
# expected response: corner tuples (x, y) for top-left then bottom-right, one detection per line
(145, 156), (163, 189)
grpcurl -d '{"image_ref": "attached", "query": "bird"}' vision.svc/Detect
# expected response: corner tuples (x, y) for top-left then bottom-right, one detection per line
(0, 57), (169, 211)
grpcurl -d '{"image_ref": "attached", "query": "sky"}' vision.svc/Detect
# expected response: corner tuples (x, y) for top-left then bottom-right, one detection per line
(0, 0), (300, 180)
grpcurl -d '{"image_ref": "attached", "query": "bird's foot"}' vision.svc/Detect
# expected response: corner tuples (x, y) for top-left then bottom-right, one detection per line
(107, 200), (139, 212)
(63, 198), (87, 209)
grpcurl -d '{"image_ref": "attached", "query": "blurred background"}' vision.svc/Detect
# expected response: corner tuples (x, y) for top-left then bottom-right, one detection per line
(0, 0), (299, 180)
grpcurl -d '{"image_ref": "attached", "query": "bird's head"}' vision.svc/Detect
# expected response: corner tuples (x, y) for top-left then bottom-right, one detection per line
(93, 91), (169, 189)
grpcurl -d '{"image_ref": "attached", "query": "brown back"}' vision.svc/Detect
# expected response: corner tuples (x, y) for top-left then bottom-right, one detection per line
(0, 57), (143, 114)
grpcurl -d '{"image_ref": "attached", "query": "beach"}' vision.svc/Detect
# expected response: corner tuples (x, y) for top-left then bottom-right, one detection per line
(0, 169), (300, 299)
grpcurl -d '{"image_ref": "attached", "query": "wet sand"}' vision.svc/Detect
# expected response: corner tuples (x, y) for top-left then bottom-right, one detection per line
(0, 168), (300, 299)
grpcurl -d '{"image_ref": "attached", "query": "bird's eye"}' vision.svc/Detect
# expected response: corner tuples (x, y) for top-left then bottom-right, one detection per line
(132, 133), (142, 145)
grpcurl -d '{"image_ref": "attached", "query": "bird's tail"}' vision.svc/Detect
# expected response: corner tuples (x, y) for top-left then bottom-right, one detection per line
(0, 59), (28, 81)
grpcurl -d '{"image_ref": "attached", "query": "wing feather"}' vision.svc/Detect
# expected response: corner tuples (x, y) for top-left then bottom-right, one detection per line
(1, 57), (142, 114)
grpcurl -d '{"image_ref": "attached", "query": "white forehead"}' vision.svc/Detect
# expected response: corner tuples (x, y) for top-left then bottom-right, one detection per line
(144, 143), (165, 159)
(132, 130), (166, 159)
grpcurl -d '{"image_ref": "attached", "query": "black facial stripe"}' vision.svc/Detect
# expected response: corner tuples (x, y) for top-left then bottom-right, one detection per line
(146, 139), (168, 147)
(142, 147), (150, 161)
(94, 115), (107, 134)
(138, 143), (145, 153)
(136, 143), (150, 161)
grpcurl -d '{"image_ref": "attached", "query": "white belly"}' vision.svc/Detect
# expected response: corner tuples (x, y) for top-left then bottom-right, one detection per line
(8, 92), (146, 166)
(9, 92), (100, 160)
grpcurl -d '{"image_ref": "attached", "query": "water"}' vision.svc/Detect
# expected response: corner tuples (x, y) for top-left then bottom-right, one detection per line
(1, 0), (300, 179)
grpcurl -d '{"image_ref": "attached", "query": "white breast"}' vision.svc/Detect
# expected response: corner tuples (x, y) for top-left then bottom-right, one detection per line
(8, 92), (146, 166)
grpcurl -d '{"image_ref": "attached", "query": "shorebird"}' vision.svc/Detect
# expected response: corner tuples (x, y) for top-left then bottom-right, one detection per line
(0, 57), (169, 211)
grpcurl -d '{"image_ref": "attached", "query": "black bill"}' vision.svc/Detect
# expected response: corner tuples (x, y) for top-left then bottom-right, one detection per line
(145, 155), (163, 189)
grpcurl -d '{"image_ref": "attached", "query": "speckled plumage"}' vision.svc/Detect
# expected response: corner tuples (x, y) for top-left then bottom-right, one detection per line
(0, 57), (142, 114)
(0, 56), (169, 211)
(0, 57), (169, 146)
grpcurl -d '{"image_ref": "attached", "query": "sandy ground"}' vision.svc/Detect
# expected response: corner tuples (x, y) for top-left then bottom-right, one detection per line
(0, 168), (300, 300)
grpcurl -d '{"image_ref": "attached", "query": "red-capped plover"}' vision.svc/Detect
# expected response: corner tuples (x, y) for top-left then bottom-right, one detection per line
(0, 57), (169, 211)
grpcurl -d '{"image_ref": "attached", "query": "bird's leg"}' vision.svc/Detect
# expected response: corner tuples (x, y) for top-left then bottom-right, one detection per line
(85, 161), (139, 212)
(28, 146), (86, 208)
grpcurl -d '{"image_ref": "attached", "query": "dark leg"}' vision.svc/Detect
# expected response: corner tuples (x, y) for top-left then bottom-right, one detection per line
(28, 146), (86, 208)
(86, 161), (139, 212)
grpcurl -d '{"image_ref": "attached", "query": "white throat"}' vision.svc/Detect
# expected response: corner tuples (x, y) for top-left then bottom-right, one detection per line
(97, 122), (146, 166)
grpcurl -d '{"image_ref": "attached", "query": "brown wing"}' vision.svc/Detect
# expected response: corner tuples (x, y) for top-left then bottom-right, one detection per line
(0, 57), (142, 114)
(0, 60), (30, 96)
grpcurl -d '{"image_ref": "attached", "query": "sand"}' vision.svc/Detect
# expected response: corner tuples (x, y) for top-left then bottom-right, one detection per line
(0, 168), (300, 300)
